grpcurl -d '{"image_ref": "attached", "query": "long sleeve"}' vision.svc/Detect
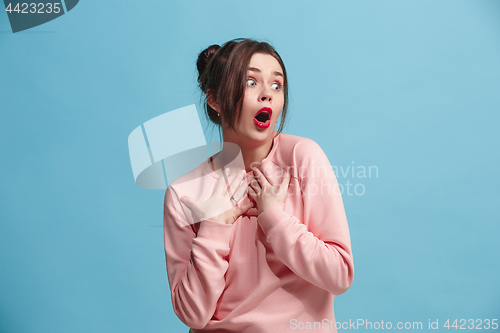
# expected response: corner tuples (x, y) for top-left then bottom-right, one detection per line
(256, 139), (354, 295)
(163, 186), (233, 329)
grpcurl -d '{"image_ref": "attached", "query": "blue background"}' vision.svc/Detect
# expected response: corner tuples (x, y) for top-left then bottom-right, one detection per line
(1, 0), (499, 332)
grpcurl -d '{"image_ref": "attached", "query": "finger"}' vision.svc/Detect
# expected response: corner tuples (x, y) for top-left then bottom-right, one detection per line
(249, 177), (261, 191)
(245, 207), (259, 216)
(231, 178), (249, 203)
(227, 169), (246, 197)
(214, 167), (230, 194)
(233, 202), (254, 218)
(237, 194), (251, 206)
(252, 167), (271, 188)
(260, 166), (274, 186)
(258, 166), (274, 186)
(248, 181), (261, 196)
(235, 201), (253, 214)
(247, 185), (256, 199)
(247, 191), (257, 208)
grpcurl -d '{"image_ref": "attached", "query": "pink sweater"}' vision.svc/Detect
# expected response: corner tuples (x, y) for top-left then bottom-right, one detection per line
(163, 132), (354, 332)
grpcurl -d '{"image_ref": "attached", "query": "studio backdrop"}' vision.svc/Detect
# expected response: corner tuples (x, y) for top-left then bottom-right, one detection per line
(1, 0), (499, 332)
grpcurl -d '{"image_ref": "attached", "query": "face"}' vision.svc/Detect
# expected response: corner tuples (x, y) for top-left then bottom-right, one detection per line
(223, 52), (285, 145)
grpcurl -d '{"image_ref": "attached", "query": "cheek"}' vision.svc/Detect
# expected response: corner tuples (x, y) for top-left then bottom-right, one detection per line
(276, 91), (284, 104)
(273, 110), (282, 122)
(238, 105), (252, 124)
(242, 100), (253, 116)
(242, 94), (256, 115)
(275, 95), (285, 113)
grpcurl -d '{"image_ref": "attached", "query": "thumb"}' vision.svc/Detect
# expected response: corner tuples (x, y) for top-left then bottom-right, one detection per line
(236, 201), (254, 215)
(245, 207), (259, 217)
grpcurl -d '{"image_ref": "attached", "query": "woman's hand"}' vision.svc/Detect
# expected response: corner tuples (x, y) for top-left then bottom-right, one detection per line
(247, 166), (291, 216)
(180, 168), (254, 225)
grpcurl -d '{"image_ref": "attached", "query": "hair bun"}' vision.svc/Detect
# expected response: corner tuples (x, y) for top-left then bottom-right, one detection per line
(197, 44), (220, 82)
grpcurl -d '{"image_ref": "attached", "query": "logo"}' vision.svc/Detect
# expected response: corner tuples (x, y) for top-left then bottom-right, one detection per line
(3, 0), (78, 33)
(128, 104), (240, 190)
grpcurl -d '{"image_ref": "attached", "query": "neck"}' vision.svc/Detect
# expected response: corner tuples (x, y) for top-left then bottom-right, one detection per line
(211, 131), (277, 173)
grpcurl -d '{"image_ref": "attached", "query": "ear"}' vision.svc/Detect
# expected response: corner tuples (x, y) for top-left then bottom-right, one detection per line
(207, 89), (220, 111)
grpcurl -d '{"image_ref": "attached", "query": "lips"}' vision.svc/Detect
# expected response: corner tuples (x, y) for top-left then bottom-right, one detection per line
(254, 107), (272, 129)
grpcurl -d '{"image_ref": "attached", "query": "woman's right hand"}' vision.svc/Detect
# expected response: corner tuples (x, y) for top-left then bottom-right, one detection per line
(179, 168), (254, 225)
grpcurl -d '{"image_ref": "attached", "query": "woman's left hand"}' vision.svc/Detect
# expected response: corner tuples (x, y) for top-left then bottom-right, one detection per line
(247, 166), (291, 216)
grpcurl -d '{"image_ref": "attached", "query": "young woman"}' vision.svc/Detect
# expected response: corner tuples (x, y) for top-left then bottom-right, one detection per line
(163, 38), (354, 332)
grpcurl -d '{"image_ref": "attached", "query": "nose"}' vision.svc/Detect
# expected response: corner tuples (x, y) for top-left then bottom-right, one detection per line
(259, 86), (272, 103)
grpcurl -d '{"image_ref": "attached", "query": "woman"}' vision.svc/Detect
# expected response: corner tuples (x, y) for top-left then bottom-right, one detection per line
(163, 38), (354, 332)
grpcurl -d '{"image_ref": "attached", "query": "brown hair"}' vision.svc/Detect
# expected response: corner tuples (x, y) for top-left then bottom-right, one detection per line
(196, 38), (289, 139)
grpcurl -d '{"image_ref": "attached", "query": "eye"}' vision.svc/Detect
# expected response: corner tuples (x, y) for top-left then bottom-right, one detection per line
(246, 79), (256, 87)
(271, 83), (282, 91)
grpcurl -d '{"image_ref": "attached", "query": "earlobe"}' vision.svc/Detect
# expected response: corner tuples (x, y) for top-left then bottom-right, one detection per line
(207, 89), (219, 111)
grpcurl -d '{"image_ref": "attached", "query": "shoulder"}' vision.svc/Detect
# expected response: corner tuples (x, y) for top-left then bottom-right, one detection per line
(165, 161), (208, 204)
(276, 133), (327, 164)
(273, 133), (334, 182)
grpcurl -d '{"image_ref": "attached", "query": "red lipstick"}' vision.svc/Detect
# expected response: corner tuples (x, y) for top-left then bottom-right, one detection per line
(253, 107), (272, 129)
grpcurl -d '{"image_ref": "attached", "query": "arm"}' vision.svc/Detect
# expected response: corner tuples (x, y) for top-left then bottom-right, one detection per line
(257, 139), (354, 295)
(163, 186), (232, 329)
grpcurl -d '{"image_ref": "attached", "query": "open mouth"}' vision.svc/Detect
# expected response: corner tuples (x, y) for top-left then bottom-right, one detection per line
(255, 111), (270, 123)
(254, 108), (272, 129)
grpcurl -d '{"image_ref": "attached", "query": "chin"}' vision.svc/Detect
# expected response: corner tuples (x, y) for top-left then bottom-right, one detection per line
(238, 129), (267, 143)
(252, 129), (276, 142)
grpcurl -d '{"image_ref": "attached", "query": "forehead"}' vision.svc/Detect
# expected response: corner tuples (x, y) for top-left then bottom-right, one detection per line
(248, 53), (283, 73)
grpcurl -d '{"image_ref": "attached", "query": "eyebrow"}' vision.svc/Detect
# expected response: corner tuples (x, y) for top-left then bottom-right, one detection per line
(248, 67), (284, 78)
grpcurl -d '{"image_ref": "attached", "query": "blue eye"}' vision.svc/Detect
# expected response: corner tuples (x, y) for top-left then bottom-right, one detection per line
(247, 79), (256, 87)
(271, 83), (282, 91)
